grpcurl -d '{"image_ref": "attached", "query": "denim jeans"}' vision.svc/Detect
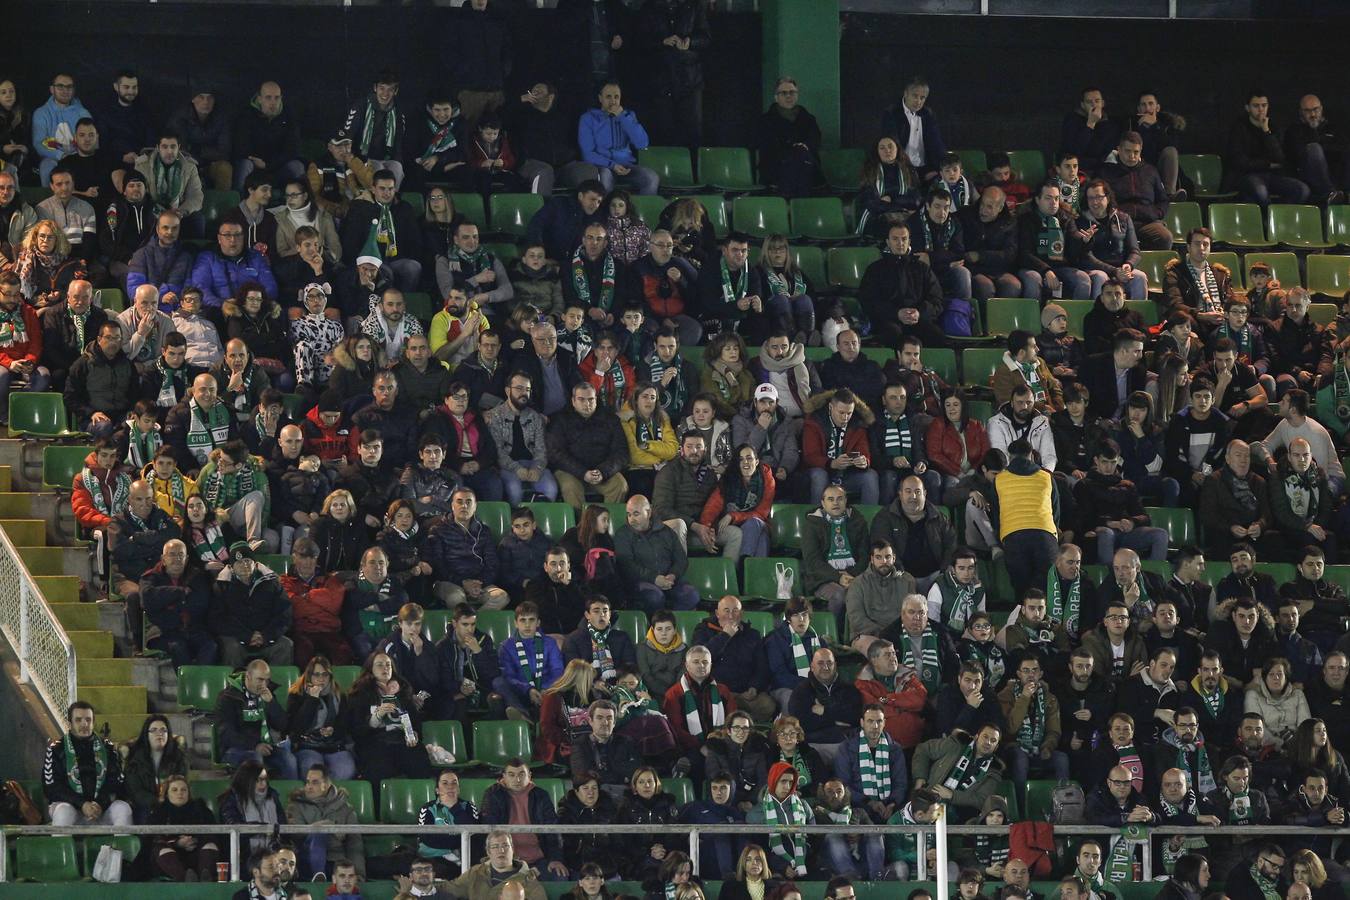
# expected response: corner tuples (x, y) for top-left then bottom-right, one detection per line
(1096, 525), (1169, 563)
(499, 468), (560, 504)
(223, 743), (299, 779)
(295, 748), (357, 781)
(807, 466), (880, 506)
(635, 581), (701, 614)
(821, 833), (886, 879)
(1019, 267), (1092, 300)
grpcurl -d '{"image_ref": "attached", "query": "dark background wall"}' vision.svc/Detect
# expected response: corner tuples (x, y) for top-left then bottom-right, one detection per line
(840, 12), (1350, 163)
(7, 2), (760, 158)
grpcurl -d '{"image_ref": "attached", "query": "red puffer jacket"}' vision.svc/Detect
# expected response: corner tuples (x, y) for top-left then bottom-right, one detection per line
(280, 571), (347, 634)
(71, 452), (132, 529)
(925, 415), (991, 479)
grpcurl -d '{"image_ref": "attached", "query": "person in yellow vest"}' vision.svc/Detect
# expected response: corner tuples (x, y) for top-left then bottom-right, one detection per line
(988, 437), (1061, 602)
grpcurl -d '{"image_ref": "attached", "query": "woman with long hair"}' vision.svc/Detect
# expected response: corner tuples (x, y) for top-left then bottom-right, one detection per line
(124, 714), (190, 823)
(270, 178), (340, 261)
(681, 393), (733, 474)
(1244, 656), (1311, 750)
(1154, 352), (1191, 427)
(623, 381), (679, 498)
(1288, 718), (1350, 799)
(0, 78), (28, 171)
(641, 848), (701, 900)
(701, 333), (753, 416)
(717, 844), (778, 900)
(223, 282), (291, 387)
(925, 389), (992, 487)
(346, 651), (434, 795)
(217, 760), (286, 854)
(539, 658), (599, 764)
(1114, 390), (1180, 506)
(420, 187), (465, 261)
(330, 334), (386, 400)
(310, 489), (366, 574)
(856, 135), (919, 238)
(16, 219), (85, 304)
(559, 504), (622, 598)
(755, 234), (816, 342)
(658, 197), (717, 270)
(147, 775), (219, 881)
(568, 861), (623, 900)
(1288, 849), (1344, 900)
(180, 493), (237, 574)
(286, 654), (356, 780)
(699, 443), (775, 560)
(606, 189), (650, 264)
(1156, 853), (1210, 900)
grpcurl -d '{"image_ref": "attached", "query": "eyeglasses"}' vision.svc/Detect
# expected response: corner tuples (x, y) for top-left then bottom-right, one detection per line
(486, 843), (511, 851)
(1107, 779), (1131, 786)
(970, 622), (993, 631)
(284, 192), (305, 199)
(729, 724), (752, 732)
(651, 242), (675, 249)
(1104, 614), (1129, 622)
(52, 82), (74, 89)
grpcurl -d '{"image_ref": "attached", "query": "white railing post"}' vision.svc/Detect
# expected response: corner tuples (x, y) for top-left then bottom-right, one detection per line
(916, 829), (927, 880)
(935, 805), (949, 899)
(17, 576), (28, 684)
(230, 830), (241, 881)
(462, 831), (472, 871)
(688, 827), (700, 876)
(0, 828), (8, 882)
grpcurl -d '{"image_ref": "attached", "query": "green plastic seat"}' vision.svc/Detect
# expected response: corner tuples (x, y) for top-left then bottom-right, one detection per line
(631, 194), (668, 227)
(458, 777), (496, 808)
(1254, 562), (1297, 585)
(673, 610), (706, 644)
(742, 610), (775, 635)
(81, 835), (141, 877)
(450, 193), (488, 229)
(473, 719), (534, 768)
(984, 297), (1041, 336)
(733, 196), (789, 239)
(954, 149), (988, 176)
(476, 501), (512, 540)
(202, 189), (241, 230)
(489, 193), (545, 238)
(1179, 153), (1235, 200)
(665, 776), (695, 806)
(820, 148), (865, 192)
(1243, 251), (1302, 289)
(811, 611), (839, 644)
(424, 609), (453, 640)
(1124, 300), (1161, 328)
(923, 347), (958, 384)
(790, 197), (848, 241)
(698, 147), (761, 191)
(1006, 150), (1046, 183)
(1137, 250), (1178, 292)
(803, 346), (832, 362)
(361, 609), (394, 639)
(422, 720), (468, 766)
(523, 502), (576, 540)
(534, 778), (567, 809)
(1144, 506), (1195, 549)
(855, 504), (883, 526)
(1308, 254), (1350, 299)
(1207, 251), (1244, 289)
(861, 347), (892, 367)
(42, 444), (94, 489)
(334, 779), (375, 824)
(16, 835), (80, 881)
(1268, 203), (1334, 249)
(94, 287), (126, 312)
(333, 665), (361, 691)
(792, 245), (828, 287)
(14, 393), (84, 438)
(1163, 202), (1203, 246)
(1324, 565), (1350, 598)
(684, 556), (739, 602)
(826, 247), (880, 293)
(639, 147), (698, 191)
(742, 557), (801, 601)
(257, 553), (291, 574)
(476, 609), (516, 647)
(280, 393), (308, 419)
(1024, 778), (1058, 821)
(769, 503), (812, 552)
(404, 291), (435, 325)
(271, 665), (300, 694)
(961, 348), (1004, 388)
(400, 192), (424, 219)
(380, 778), (435, 824)
(615, 609), (648, 645)
(484, 241), (520, 262)
(1327, 205), (1350, 249)
(21, 185), (51, 206)
(1309, 303), (1338, 326)
(692, 195), (730, 238)
(1059, 300), (1093, 339)
(1208, 203), (1274, 248)
(176, 665), (233, 711)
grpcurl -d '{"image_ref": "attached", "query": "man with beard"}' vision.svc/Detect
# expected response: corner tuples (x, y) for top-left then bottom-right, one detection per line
(1205, 598), (1278, 690)
(1211, 541), (1279, 618)
(1156, 769), (1220, 873)
(232, 848), (286, 900)
(43, 701), (133, 826)
(361, 288), (423, 363)
(988, 384), (1057, 470)
(1079, 328), (1151, 423)
(1054, 647), (1116, 785)
(1146, 599), (1202, 686)
(1150, 706), (1218, 798)
(998, 589), (1070, 672)
(1270, 596), (1325, 686)
(958, 185), (1022, 300)
(1074, 439), (1168, 565)
(845, 541), (917, 655)
(1115, 647), (1181, 746)
(1231, 713), (1289, 797)
(1090, 548), (1169, 634)
(1267, 439), (1337, 563)
(1193, 339), (1274, 442)
(1305, 652), (1350, 750)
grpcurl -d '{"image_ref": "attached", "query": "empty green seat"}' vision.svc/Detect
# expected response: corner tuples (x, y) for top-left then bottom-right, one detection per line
(1243, 251), (1301, 288)
(477, 501), (511, 540)
(271, 665), (300, 694)
(1208, 203), (1274, 248)
(1138, 250), (1178, 291)
(1254, 562), (1297, 585)
(1308, 254), (1350, 299)
(984, 298), (1040, 336)
(404, 291), (435, 325)
(742, 610), (775, 635)
(1006, 150), (1046, 183)
(1327, 205), (1350, 248)
(1163, 202), (1203, 245)
(257, 553), (291, 574)
(1179, 154), (1234, 200)
(733, 196), (789, 239)
(954, 149), (987, 175)
(1024, 779), (1058, 821)
(1144, 506), (1194, 548)
(811, 611), (838, 644)
(742, 557), (801, 601)
(473, 719), (534, 768)
(1207, 251), (1243, 288)
(665, 777), (695, 806)
(333, 665), (361, 691)
(961, 348), (1004, 388)
(476, 609), (516, 647)
(684, 556), (739, 602)
(489, 193), (544, 238)
(631, 194), (668, 227)
(95, 287), (126, 312)
(639, 147), (698, 191)
(1124, 299), (1161, 328)
(422, 720), (468, 766)
(1309, 303), (1338, 326)
(790, 197), (848, 241)
(176, 665), (233, 711)
(1268, 203), (1333, 249)
(770, 504), (812, 552)
(1324, 565), (1350, 598)
(791, 245), (828, 287)
(826, 247), (880, 292)
(449, 193), (488, 229)
(1059, 300), (1093, 339)
(698, 147), (760, 191)
(523, 502), (575, 540)
(615, 609), (648, 644)
(202, 189), (241, 229)
(81, 835), (141, 877)
(13, 393), (83, 438)
(820, 148), (865, 191)
(335, 779), (375, 824)
(380, 777), (435, 824)
(15, 835), (80, 882)
(42, 444), (94, 489)
(673, 610), (706, 644)
(424, 609), (453, 640)
(923, 347), (958, 384)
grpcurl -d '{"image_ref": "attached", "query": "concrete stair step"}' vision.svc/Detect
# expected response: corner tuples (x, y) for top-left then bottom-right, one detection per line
(0, 492), (38, 517)
(78, 657), (133, 685)
(78, 683), (147, 716)
(68, 629), (113, 657)
(51, 602), (99, 630)
(0, 518), (46, 546)
(18, 545), (92, 582)
(38, 575), (83, 604)
(0, 465), (14, 491)
(94, 713), (151, 744)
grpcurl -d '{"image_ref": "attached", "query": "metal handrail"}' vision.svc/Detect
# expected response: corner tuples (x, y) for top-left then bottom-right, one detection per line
(0, 516), (75, 722)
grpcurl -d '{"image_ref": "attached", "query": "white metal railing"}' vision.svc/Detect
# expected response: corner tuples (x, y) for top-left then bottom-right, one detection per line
(0, 519), (76, 722)
(0, 820), (1334, 885)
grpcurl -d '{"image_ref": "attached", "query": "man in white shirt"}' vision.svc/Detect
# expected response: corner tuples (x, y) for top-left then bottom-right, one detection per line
(1251, 388), (1345, 495)
(361, 286), (424, 361)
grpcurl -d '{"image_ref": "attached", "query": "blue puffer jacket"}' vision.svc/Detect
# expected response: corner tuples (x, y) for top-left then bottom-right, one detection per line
(422, 516), (499, 585)
(127, 240), (195, 303)
(188, 248), (279, 308)
(578, 108), (650, 168)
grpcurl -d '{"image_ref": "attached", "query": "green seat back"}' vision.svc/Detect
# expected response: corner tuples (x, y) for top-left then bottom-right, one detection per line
(449, 193), (488, 229)
(961, 348), (1004, 388)
(202, 189), (241, 230)
(698, 147), (759, 190)
(476, 501), (512, 540)
(257, 553), (291, 574)
(826, 247), (880, 292)
(803, 346), (831, 362)
(459, 777), (496, 808)
(1308, 254), (1350, 298)
(484, 241), (520, 261)
(615, 609), (648, 645)
(742, 557), (800, 600)
(271, 665), (300, 695)
(954, 149), (988, 176)
(535, 778), (567, 809)
(476, 609), (516, 647)
(923, 347), (958, 384)
(524, 502), (575, 540)
(401, 191), (425, 218)
(362, 609), (393, 639)
(95, 287), (126, 313)
(811, 611), (839, 644)
(335, 779), (376, 824)
(16, 835), (79, 881)
(769, 503), (812, 551)
(673, 610), (706, 644)
(1059, 299), (1093, 339)
(1163, 202), (1203, 244)
(422, 720), (468, 766)
(1144, 506), (1195, 548)
(664, 776), (695, 806)
(1124, 299), (1161, 328)
(333, 665), (361, 691)
(1208, 251), (1244, 289)
(1267, 203), (1332, 248)
(1324, 565), (1350, 598)
(861, 347), (892, 367)
(820, 148), (865, 191)
(42, 444), (94, 489)
(473, 719), (533, 768)
(684, 556), (739, 602)
(424, 609), (453, 640)
(1254, 562), (1297, 584)
(1243, 251), (1302, 289)
(21, 185), (51, 206)
(177, 665), (233, 711)
(792, 245), (828, 287)
(81, 835), (141, 876)
(1179, 154), (1229, 197)
(742, 610), (775, 636)
(1006, 149), (1046, 183)
(1310, 303), (1339, 326)
(1024, 778), (1058, 821)
(692, 195), (730, 238)
(1209, 203), (1272, 246)
(380, 777), (435, 824)
(639, 147), (697, 190)
(404, 291), (435, 326)
(14, 394), (78, 439)
(984, 297), (1041, 336)
(1137, 250), (1177, 291)
(280, 393), (308, 419)
(489, 193), (544, 238)
(732, 196), (789, 239)
(1327, 205), (1350, 246)
(790, 197), (848, 240)
(631, 194), (668, 227)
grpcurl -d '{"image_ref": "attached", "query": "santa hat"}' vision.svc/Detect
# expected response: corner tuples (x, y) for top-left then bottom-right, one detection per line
(356, 222), (384, 268)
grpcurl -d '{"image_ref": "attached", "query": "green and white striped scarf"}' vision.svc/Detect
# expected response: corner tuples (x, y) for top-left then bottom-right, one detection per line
(63, 733), (108, 795)
(678, 673), (724, 738)
(514, 634), (546, 689)
(645, 352), (689, 419)
(941, 739), (993, 792)
(881, 413), (913, 459)
(858, 732), (892, 799)
(789, 626), (817, 677)
(185, 398), (232, 465)
(901, 628), (942, 694)
(761, 792), (808, 876)
(765, 268), (804, 298)
(1014, 680), (1046, 753)
(80, 466), (130, 518)
(359, 96), (398, 157)
(935, 569), (982, 633)
(1047, 568), (1081, 638)
(572, 248), (615, 311)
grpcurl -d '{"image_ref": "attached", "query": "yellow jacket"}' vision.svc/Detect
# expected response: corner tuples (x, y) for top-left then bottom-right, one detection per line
(621, 407), (679, 468)
(141, 464), (198, 520)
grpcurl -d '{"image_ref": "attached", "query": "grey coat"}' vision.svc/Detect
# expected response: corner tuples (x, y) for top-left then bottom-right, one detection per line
(484, 402), (549, 476)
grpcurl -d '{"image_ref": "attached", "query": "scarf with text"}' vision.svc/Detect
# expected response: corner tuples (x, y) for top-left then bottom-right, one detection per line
(586, 624), (616, 682)
(935, 569), (982, 633)
(1018, 358), (1047, 404)
(824, 513), (855, 569)
(227, 671), (273, 744)
(572, 249), (616, 311)
(80, 466), (130, 518)
(1014, 680), (1046, 752)
(186, 398), (232, 464)
(151, 155), (184, 212)
(1036, 212), (1066, 261)
(1225, 788), (1255, 825)
(1047, 570), (1082, 638)
(942, 739), (993, 792)
(902, 627), (943, 694)
(421, 114), (458, 158)
(1188, 260), (1222, 314)
(645, 352), (689, 418)
(1114, 744), (1144, 792)
(1169, 733), (1215, 794)
(62, 733), (109, 796)
(190, 523), (229, 566)
(765, 267), (804, 298)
